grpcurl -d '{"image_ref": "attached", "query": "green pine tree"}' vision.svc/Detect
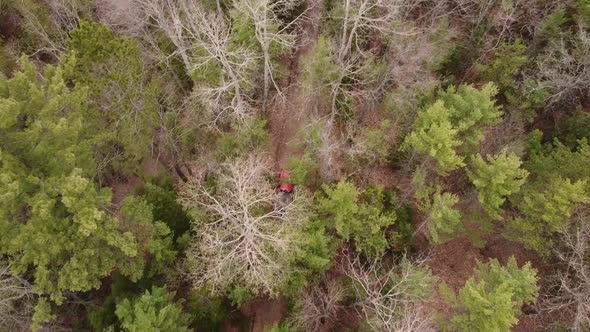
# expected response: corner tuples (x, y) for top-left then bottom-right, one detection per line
(0, 58), (146, 328)
(439, 82), (502, 148)
(115, 286), (190, 332)
(467, 150), (529, 219)
(404, 100), (465, 175)
(66, 21), (160, 174)
(428, 191), (463, 244)
(317, 181), (396, 257)
(506, 177), (590, 255)
(443, 257), (538, 332)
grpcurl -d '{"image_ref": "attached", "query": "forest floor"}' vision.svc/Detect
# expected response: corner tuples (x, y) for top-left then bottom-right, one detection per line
(267, 0), (322, 168)
(233, 0), (324, 330)
(252, 0), (555, 329)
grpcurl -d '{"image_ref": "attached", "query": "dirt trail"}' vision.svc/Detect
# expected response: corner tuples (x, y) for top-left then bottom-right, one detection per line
(267, 0), (323, 168)
(239, 1), (324, 331)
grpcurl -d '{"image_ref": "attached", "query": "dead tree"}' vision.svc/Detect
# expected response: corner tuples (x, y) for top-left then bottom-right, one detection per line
(533, 28), (590, 113)
(291, 280), (345, 331)
(138, 0), (258, 120)
(0, 264), (34, 331)
(178, 153), (309, 296)
(232, 0), (304, 106)
(15, 0), (85, 59)
(343, 253), (435, 332)
(304, 0), (420, 118)
(543, 210), (590, 332)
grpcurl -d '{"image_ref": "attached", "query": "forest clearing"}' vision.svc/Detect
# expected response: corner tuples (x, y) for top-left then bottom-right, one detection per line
(0, 0), (589, 331)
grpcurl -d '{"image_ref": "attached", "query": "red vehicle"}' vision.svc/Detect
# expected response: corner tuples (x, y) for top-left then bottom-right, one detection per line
(278, 169), (294, 193)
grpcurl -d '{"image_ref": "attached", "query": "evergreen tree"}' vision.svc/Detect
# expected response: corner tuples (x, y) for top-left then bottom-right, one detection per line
(0, 58), (146, 328)
(428, 191), (463, 244)
(526, 134), (590, 191)
(404, 100), (464, 175)
(66, 21), (160, 174)
(439, 82), (502, 148)
(302, 35), (341, 95)
(467, 150), (528, 219)
(405, 83), (501, 175)
(442, 257), (538, 331)
(115, 286), (190, 332)
(476, 40), (528, 92)
(506, 177), (590, 255)
(317, 181), (396, 257)
(509, 133), (590, 254)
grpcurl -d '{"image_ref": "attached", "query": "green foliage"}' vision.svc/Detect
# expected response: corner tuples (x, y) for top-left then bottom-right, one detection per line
(476, 40), (528, 91)
(537, 7), (569, 40)
(526, 137), (590, 188)
(428, 191), (463, 244)
(0, 58), (144, 315)
(404, 83), (501, 172)
(574, 0), (590, 25)
(412, 167), (435, 210)
(115, 286), (190, 332)
(506, 177), (589, 255)
(0, 58), (174, 329)
(290, 219), (338, 284)
(229, 7), (290, 84)
(265, 323), (296, 332)
(352, 119), (392, 163)
(227, 285), (254, 307)
(31, 298), (55, 331)
(507, 134), (590, 254)
(88, 273), (141, 332)
(0, 39), (15, 76)
(467, 151), (528, 219)
(404, 100), (464, 175)
(317, 181), (396, 257)
(393, 202), (414, 248)
(302, 36), (340, 94)
(216, 115), (269, 159)
(438, 82), (502, 148)
(443, 257), (538, 332)
(285, 151), (318, 186)
(556, 109), (590, 148)
(118, 196), (176, 278)
(185, 289), (228, 331)
(317, 181), (358, 237)
(66, 21), (160, 174)
(139, 182), (192, 247)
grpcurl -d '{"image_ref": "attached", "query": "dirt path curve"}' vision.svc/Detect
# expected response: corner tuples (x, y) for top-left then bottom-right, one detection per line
(267, 0), (323, 168)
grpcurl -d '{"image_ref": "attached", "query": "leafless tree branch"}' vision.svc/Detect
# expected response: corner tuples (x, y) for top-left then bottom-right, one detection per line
(178, 153), (309, 296)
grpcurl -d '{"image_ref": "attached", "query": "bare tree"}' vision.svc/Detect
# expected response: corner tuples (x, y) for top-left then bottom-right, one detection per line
(232, 0), (304, 105)
(343, 253), (435, 331)
(295, 117), (346, 181)
(543, 210), (590, 332)
(138, 0), (258, 120)
(532, 28), (590, 112)
(0, 264), (34, 331)
(178, 153), (309, 296)
(323, 0), (419, 116)
(95, 0), (145, 35)
(14, 0), (84, 59)
(291, 279), (345, 331)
